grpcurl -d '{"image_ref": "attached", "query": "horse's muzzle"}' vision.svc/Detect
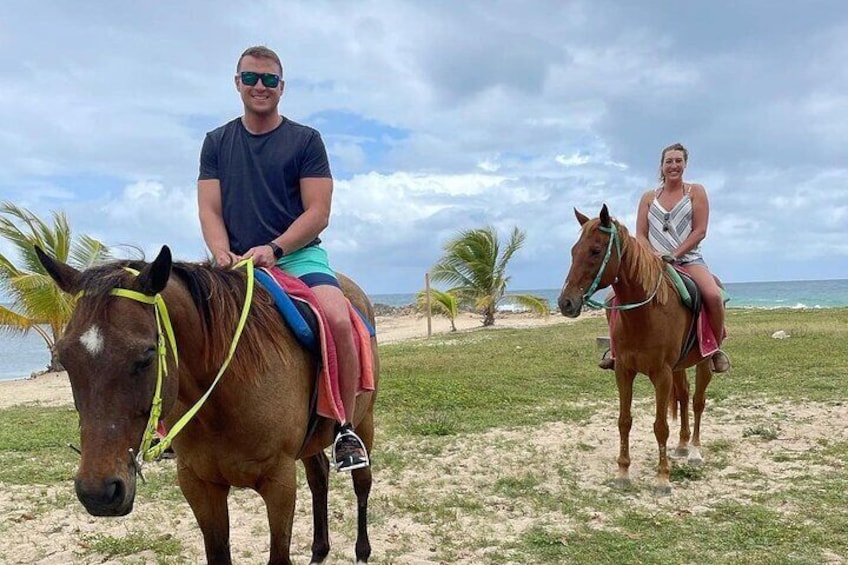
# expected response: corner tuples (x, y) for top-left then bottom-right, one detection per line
(75, 473), (136, 516)
(558, 294), (583, 318)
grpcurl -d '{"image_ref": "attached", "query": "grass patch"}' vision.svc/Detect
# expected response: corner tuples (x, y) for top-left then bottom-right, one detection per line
(0, 406), (79, 484)
(742, 424), (781, 440)
(82, 531), (184, 563)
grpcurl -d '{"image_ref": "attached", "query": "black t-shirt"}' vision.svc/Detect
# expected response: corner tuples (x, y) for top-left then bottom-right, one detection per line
(198, 116), (332, 255)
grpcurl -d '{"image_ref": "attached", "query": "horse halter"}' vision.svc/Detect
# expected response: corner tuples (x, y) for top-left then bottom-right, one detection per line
(582, 223), (621, 309)
(582, 222), (663, 311)
(110, 285), (179, 470)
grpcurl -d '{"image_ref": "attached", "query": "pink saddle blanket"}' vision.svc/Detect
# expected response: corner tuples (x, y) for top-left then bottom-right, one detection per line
(263, 267), (375, 422)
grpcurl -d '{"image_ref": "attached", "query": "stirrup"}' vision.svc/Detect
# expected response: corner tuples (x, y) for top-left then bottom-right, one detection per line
(331, 427), (370, 472)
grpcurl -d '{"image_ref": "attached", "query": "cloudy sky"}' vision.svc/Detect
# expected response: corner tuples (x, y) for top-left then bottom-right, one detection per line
(2, 1), (847, 294)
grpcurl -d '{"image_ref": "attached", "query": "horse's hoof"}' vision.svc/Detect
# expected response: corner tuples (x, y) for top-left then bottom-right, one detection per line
(654, 484), (672, 496)
(614, 477), (631, 490)
(688, 456), (704, 467)
(672, 447), (690, 458)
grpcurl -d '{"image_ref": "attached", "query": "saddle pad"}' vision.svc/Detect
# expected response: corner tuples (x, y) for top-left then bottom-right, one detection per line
(666, 264), (694, 308)
(258, 267), (376, 422)
(254, 269), (319, 353)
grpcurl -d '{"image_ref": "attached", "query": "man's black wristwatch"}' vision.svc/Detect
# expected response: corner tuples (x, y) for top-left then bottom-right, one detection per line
(268, 242), (284, 260)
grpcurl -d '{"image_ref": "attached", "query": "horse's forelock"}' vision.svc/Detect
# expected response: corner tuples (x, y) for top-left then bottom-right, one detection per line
(75, 261), (149, 313)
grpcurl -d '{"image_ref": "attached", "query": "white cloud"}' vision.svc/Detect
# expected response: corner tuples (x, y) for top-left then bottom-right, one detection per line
(0, 0), (846, 293)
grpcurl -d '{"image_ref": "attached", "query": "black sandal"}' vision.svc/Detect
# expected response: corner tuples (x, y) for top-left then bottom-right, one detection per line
(598, 348), (615, 370)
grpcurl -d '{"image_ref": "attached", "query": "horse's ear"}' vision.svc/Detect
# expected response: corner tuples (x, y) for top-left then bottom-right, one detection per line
(137, 246), (172, 295)
(599, 204), (611, 228)
(34, 245), (81, 294)
(574, 208), (590, 226)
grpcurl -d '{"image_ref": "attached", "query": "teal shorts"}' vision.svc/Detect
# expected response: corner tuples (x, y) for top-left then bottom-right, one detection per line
(276, 245), (340, 288)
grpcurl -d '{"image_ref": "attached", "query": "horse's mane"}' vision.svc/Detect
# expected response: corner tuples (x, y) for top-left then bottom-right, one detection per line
(76, 260), (294, 382)
(604, 220), (672, 305)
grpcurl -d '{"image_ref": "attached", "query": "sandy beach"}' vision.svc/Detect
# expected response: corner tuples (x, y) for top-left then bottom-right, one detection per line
(0, 310), (590, 409)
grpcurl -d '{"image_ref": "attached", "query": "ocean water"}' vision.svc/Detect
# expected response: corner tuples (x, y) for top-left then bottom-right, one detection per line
(1, 278), (846, 382)
(370, 279), (848, 311)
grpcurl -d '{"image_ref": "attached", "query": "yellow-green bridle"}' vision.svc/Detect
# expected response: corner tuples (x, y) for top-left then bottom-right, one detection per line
(99, 259), (255, 476)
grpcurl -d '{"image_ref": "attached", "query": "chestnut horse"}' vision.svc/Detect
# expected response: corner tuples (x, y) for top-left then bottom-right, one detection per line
(36, 245), (378, 564)
(557, 205), (712, 495)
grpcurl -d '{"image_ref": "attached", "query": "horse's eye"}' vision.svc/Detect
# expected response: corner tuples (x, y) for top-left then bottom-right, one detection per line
(132, 347), (156, 375)
(590, 247), (602, 257)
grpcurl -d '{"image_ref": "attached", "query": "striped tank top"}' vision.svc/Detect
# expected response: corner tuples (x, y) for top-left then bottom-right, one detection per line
(647, 184), (702, 263)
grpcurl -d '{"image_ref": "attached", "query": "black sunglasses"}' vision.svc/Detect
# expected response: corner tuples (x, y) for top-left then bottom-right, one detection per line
(239, 71), (281, 88)
(662, 212), (672, 232)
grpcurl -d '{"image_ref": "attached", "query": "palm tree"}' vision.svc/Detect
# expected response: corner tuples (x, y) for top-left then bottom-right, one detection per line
(0, 202), (110, 371)
(416, 288), (459, 331)
(430, 226), (549, 326)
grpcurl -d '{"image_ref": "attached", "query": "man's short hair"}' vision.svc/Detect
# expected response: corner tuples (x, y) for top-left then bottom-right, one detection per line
(237, 46), (283, 75)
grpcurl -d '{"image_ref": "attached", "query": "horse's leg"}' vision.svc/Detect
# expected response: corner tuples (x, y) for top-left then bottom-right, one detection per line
(302, 452), (331, 564)
(178, 466), (233, 565)
(351, 412), (374, 563)
(672, 369), (691, 458)
(689, 360), (714, 466)
(650, 368), (673, 495)
(257, 457), (298, 565)
(614, 367), (637, 488)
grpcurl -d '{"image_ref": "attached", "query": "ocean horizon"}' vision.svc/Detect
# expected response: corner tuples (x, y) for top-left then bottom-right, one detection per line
(2, 278), (847, 382)
(370, 278), (848, 310)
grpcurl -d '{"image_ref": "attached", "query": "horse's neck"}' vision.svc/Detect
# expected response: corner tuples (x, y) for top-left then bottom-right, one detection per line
(611, 235), (656, 305)
(161, 281), (211, 385)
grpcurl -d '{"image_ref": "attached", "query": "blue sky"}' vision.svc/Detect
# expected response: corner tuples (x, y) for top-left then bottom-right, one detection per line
(1, 1), (846, 294)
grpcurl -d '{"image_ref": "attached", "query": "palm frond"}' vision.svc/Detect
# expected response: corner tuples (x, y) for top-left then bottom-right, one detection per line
(71, 234), (111, 268)
(499, 294), (551, 318)
(0, 305), (34, 334)
(416, 288), (459, 318)
(0, 203), (106, 346)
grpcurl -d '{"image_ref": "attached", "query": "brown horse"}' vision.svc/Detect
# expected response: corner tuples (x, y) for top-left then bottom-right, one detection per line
(36, 245), (378, 564)
(557, 205), (712, 495)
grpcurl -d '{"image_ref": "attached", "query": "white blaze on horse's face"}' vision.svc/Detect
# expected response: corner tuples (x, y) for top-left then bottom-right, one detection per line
(79, 325), (105, 356)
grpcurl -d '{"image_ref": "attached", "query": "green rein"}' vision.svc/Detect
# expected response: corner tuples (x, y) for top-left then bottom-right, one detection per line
(582, 223), (663, 312)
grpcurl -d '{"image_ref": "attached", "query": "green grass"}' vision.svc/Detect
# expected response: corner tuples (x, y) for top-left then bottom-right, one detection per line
(82, 531), (185, 563)
(0, 406), (79, 484)
(1, 307), (847, 563)
(378, 308), (848, 436)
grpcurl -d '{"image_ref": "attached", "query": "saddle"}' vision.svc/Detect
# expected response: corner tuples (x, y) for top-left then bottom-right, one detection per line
(666, 265), (730, 367)
(665, 265), (702, 367)
(254, 267), (376, 455)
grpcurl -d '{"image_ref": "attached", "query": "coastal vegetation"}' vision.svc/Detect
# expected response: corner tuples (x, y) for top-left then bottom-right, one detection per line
(415, 287), (460, 331)
(0, 308), (846, 563)
(0, 202), (110, 370)
(428, 225), (549, 326)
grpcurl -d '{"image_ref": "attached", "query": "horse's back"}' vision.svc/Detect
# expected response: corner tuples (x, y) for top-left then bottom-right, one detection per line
(337, 273), (376, 326)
